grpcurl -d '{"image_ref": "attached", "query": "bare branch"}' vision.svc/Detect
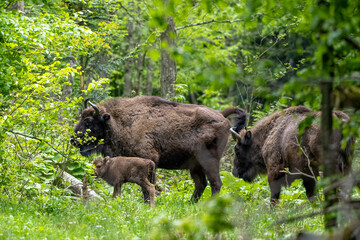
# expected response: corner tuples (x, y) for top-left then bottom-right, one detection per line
(119, 2), (142, 26)
(7, 130), (72, 161)
(295, 137), (317, 180)
(344, 36), (360, 52)
(258, 36), (283, 59)
(1, 0), (16, 9)
(276, 201), (360, 225)
(280, 137), (317, 181)
(176, 19), (243, 31)
(280, 168), (317, 181)
(7, 129), (102, 200)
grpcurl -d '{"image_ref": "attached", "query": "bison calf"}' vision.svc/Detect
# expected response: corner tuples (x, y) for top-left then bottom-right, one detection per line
(93, 156), (156, 207)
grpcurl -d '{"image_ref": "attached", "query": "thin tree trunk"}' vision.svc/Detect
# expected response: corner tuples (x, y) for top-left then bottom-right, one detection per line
(146, 59), (153, 95)
(8, 1), (24, 11)
(160, 16), (177, 98)
(61, 54), (74, 101)
(80, 74), (85, 90)
(123, 59), (133, 97)
(123, 21), (135, 97)
(317, 0), (338, 229)
(321, 81), (337, 229)
(16, 1), (24, 11)
(189, 91), (198, 104)
(58, 54), (75, 121)
(79, 55), (87, 91)
(135, 53), (145, 95)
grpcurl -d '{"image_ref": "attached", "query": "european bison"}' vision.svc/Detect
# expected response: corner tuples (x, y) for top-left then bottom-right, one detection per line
(72, 96), (246, 202)
(231, 106), (354, 204)
(93, 156), (156, 207)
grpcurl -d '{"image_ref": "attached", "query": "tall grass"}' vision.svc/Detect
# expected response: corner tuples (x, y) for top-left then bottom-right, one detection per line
(1, 170), (346, 240)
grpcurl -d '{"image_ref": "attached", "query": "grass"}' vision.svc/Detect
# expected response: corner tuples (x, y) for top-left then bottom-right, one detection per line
(0, 170), (346, 240)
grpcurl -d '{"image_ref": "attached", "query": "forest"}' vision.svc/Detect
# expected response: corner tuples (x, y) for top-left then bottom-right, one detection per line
(0, 0), (360, 239)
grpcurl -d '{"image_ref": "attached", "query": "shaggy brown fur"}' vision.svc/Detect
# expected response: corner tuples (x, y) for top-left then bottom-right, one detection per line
(72, 96), (246, 202)
(231, 106), (354, 204)
(93, 156), (156, 207)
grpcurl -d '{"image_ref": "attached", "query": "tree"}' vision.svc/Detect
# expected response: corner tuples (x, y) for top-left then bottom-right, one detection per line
(160, 16), (177, 98)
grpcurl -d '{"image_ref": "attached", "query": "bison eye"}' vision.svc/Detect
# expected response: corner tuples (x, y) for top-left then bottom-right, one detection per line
(86, 122), (93, 128)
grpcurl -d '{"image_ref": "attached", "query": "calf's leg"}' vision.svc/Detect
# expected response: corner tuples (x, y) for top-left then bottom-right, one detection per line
(112, 183), (122, 198)
(142, 167), (156, 203)
(142, 188), (150, 203)
(139, 179), (155, 208)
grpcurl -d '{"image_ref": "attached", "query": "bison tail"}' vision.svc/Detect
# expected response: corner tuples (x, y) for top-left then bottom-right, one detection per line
(221, 107), (247, 132)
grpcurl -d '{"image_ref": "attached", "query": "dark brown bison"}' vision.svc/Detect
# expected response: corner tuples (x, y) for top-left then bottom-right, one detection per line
(93, 156), (156, 207)
(231, 106), (354, 204)
(72, 96), (246, 202)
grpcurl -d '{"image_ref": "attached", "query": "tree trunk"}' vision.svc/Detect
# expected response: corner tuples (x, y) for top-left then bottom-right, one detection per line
(145, 58), (154, 95)
(8, 1), (24, 12)
(79, 55), (87, 91)
(317, 0), (337, 229)
(58, 54), (75, 121)
(135, 53), (146, 95)
(61, 54), (74, 102)
(123, 59), (133, 97)
(321, 81), (337, 229)
(123, 21), (135, 97)
(160, 17), (177, 98)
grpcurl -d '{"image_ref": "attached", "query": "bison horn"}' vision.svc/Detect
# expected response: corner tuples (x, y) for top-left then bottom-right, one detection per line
(88, 101), (100, 117)
(230, 127), (242, 141)
(84, 98), (90, 109)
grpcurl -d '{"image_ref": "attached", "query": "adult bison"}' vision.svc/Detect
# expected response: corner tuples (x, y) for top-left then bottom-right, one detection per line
(231, 106), (354, 204)
(71, 96), (246, 202)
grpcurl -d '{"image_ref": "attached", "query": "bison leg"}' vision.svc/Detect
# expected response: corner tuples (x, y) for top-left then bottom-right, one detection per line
(205, 167), (222, 197)
(268, 174), (286, 205)
(113, 183), (122, 198)
(195, 139), (224, 200)
(190, 167), (207, 203)
(201, 159), (222, 198)
(139, 179), (155, 208)
(303, 178), (316, 201)
(142, 188), (150, 203)
(142, 167), (157, 204)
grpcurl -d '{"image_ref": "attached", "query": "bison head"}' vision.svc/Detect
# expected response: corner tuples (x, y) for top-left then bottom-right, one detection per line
(231, 128), (258, 182)
(71, 100), (111, 156)
(93, 156), (110, 178)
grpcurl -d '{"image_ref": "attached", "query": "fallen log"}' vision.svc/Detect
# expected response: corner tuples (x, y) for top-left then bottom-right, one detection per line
(61, 171), (102, 200)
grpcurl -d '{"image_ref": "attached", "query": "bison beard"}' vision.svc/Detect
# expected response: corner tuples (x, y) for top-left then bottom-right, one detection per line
(231, 106), (354, 205)
(71, 96), (246, 202)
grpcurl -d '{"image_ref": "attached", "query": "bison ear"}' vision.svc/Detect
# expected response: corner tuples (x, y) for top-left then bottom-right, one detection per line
(104, 156), (110, 163)
(243, 131), (252, 145)
(101, 113), (110, 122)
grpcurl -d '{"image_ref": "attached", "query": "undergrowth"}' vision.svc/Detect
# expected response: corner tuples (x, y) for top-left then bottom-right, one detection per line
(1, 170), (349, 240)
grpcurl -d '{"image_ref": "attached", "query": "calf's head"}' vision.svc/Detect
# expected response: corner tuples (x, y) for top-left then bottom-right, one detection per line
(231, 128), (258, 182)
(93, 156), (110, 177)
(71, 100), (111, 156)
